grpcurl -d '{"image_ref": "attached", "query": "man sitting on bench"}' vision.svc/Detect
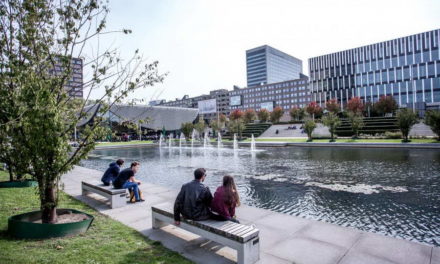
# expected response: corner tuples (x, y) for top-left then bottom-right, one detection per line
(174, 168), (223, 225)
(113, 161), (144, 203)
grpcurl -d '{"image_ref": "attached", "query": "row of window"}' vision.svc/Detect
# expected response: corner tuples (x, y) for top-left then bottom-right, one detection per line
(311, 51), (439, 79)
(314, 78), (440, 104)
(312, 62), (440, 92)
(310, 30), (439, 70)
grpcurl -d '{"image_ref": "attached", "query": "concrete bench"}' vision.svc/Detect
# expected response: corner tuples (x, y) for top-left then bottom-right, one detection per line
(81, 181), (127, 209)
(152, 203), (260, 264)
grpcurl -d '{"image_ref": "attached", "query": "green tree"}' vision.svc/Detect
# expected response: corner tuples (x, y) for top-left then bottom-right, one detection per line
(425, 110), (440, 141)
(194, 116), (206, 137)
(347, 112), (364, 139)
(243, 109), (257, 123)
(270, 106), (284, 123)
(257, 109), (270, 122)
(322, 112), (341, 142)
(227, 119), (245, 140)
(303, 119), (317, 142)
(180, 122), (193, 140)
(289, 107), (305, 121)
(396, 108), (418, 142)
(0, 0), (164, 223)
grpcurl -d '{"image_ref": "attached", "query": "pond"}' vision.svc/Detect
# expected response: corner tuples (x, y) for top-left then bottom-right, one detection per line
(81, 144), (440, 246)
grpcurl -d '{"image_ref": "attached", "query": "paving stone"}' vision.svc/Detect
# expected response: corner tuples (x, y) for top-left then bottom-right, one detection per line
(432, 247), (440, 264)
(338, 251), (395, 264)
(292, 221), (362, 249)
(256, 252), (291, 264)
(346, 233), (431, 264)
(235, 205), (273, 223)
(270, 237), (346, 264)
(254, 211), (310, 236)
(62, 166), (437, 264)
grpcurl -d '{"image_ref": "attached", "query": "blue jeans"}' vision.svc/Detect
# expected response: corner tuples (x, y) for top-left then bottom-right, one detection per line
(122, 182), (140, 201)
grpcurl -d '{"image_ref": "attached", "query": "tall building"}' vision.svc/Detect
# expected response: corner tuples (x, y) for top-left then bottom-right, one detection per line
(52, 57), (83, 98)
(246, 45), (303, 87)
(230, 75), (310, 112)
(309, 29), (440, 109)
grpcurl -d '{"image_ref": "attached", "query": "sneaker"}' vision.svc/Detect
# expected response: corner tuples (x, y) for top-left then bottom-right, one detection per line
(136, 199), (145, 203)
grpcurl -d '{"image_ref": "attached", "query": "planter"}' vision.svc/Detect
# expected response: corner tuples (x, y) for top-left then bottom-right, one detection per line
(8, 208), (94, 239)
(0, 180), (38, 188)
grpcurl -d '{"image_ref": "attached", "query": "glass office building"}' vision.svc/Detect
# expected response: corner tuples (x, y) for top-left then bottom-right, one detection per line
(247, 45), (303, 87)
(309, 29), (440, 108)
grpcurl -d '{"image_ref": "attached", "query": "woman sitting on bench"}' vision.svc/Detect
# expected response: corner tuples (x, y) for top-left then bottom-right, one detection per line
(211, 175), (241, 223)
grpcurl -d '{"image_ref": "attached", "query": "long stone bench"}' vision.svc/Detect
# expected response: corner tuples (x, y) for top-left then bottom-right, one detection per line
(152, 203), (260, 264)
(81, 181), (127, 209)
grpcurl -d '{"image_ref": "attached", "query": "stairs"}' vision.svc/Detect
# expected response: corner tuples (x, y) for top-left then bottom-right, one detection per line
(335, 117), (399, 136)
(224, 123), (272, 139)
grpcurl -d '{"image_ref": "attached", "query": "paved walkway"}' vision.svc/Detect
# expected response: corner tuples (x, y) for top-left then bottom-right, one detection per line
(63, 166), (439, 264)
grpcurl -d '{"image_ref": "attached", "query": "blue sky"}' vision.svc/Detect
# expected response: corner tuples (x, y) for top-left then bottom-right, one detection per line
(86, 0), (440, 103)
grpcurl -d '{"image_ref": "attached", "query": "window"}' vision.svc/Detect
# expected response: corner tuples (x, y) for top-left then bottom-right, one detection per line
(389, 69), (395, 82)
(419, 64), (426, 78)
(396, 68), (402, 81)
(404, 67), (410, 80)
(428, 63), (435, 77)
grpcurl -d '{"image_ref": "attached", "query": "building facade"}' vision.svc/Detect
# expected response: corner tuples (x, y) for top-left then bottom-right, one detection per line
(229, 76), (310, 112)
(309, 29), (440, 108)
(52, 57), (83, 98)
(246, 45), (303, 87)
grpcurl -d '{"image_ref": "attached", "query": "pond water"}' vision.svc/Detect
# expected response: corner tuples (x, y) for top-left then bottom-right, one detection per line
(81, 144), (440, 246)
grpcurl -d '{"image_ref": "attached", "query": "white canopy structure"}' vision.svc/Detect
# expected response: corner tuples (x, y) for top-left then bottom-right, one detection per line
(78, 104), (199, 131)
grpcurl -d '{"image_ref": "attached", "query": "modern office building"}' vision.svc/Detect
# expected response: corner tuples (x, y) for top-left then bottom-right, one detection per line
(229, 75), (310, 112)
(309, 29), (440, 109)
(246, 45), (303, 87)
(52, 57), (83, 98)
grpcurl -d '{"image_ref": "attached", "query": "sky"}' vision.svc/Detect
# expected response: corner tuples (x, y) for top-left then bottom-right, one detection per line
(86, 0), (440, 103)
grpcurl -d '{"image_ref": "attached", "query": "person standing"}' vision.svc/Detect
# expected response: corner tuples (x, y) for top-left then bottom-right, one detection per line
(174, 168), (222, 225)
(101, 159), (124, 186)
(113, 161), (144, 203)
(211, 175), (241, 223)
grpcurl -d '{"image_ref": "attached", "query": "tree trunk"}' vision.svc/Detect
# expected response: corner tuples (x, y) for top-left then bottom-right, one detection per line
(41, 185), (57, 224)
(8, 164), (14, 182)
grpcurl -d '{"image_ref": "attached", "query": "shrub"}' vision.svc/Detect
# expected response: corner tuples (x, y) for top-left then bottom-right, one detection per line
(396, 108), (418, 142)
(347, 112), (364, 139)
(304, 119), (317, 142)
(384, 131), (403, 139)
(425, 110), (440, 141)
(322, 112), (340, 142)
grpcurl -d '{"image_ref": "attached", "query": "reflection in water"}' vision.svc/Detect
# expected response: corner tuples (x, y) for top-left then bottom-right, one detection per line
(81, 145), (440, 246)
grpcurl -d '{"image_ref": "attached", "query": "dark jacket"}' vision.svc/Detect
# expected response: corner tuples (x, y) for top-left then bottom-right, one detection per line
(211, 186), (236, 220)
(101, 162), (120, 185)
(174, 180), (213, 221)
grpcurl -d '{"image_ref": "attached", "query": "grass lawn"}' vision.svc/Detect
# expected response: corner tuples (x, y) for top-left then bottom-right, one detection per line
(249, 138), (440, 144)
(0, 171), (192, 264)
(96, 140), (153, 147)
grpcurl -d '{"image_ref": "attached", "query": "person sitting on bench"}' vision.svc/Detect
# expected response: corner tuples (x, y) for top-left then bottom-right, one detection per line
(101, 159), (124, 186)
(113, 161), (144, 203)
(211, 175), (241, 223)
(174, 168), (223, 225)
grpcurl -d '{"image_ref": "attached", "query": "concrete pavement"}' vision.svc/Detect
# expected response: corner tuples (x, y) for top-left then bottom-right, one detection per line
(62, 166), (439, 264)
